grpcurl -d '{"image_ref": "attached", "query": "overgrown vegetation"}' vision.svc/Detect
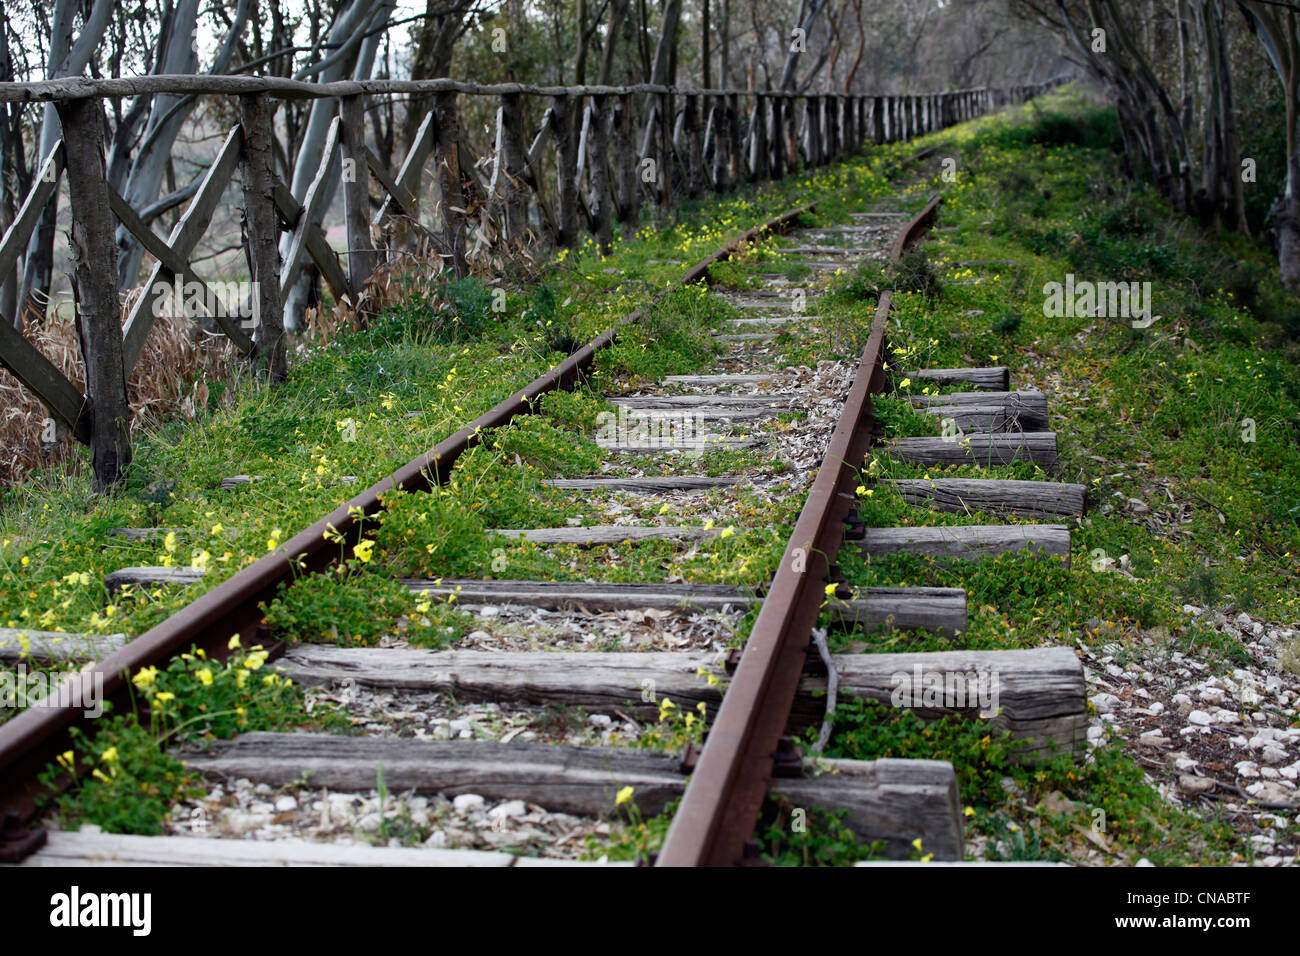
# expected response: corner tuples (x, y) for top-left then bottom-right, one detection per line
(818, 699), (1236, 865)
(817, 86), (1298, 864)
(40, 640), (312, 835)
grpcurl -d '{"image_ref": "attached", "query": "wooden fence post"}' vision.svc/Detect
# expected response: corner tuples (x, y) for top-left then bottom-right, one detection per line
(727, 94), (742, 184)
(684, 94), (704, 198)
(805, 97), (821, 167)
(748, 95), (768, 182)
(496, 92), (529, 241)
(57, 97), (130, 492)
(550, 95), (578, 247)
(658, 91), (674, 212)
(339, 95), (376, 299)
(837, 97), (847, 155)
(239, 94), (286, 382)
(709, 97), (728, 192)
(826, 96), (838, 161)
(432, 92), (467, 276)
(588, 94), (613, 252)
(817, 97), (829, 162)
(614, 93), (639, 239)
(817, 96), (828, 164)
(769, 96), (784, 180)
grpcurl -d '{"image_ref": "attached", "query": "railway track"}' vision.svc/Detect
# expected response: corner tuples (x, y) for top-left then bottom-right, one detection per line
(1, 177), (1089, 866)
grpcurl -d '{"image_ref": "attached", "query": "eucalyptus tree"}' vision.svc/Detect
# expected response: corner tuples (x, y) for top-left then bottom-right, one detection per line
(280, 0), (396, 331)
(16, 0), (113, 329)
(1238, 0), (1300, 288)
(114, 0), (254, 289)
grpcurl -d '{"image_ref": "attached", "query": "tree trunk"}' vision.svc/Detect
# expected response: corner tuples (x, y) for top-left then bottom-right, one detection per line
(1279, 153), (1300, 289)
(18, 0), (115, 330)
(115, 0), (253, 289)
(280, 0), (390, 331)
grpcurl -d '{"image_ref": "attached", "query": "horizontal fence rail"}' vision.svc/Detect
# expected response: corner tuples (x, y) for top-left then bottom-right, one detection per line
(0, 75), (1059, 490)
(0, 77), (1051, 103)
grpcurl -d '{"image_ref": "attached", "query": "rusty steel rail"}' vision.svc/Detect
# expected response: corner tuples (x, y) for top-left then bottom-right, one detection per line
(657, 193), (943, 867)
(0, 202), (817, 837)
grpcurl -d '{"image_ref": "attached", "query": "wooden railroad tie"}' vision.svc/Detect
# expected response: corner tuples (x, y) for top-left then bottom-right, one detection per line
(274, 645), (1086, 758)
(905, 367), (1011, 391)
(907, 389), (1050, 432)
(887, 432), (1059, 471)
(21, 830), (606, 868)
(725, 316), (809, 327)
(888, 478), (1086, 519)
(542, 476), (743, 492)
(174, 733), (966, 861)
(404, 578), (968, 636)
(493, 526), (723, 545)
(0, 628), (128, 665)
(610, 393), (801, 408)
(598, 438), (760, 454)
(98, 570), (968, 636)
(662, 373), (783, 387)
(847, 524), (1072, 566)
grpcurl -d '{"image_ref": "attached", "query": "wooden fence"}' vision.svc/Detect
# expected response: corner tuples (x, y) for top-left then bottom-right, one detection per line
(0, 76), (1056, 490)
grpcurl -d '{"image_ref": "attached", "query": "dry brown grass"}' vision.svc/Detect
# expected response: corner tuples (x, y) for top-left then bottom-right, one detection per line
(1, 243), (522, 488)
(1, 291), (240, 487)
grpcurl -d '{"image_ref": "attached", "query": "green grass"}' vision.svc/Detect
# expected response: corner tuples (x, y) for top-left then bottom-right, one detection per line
(810, 84), (1299, 864)
(0, 134), (921, 641)
(817, 699), (1237, 865)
